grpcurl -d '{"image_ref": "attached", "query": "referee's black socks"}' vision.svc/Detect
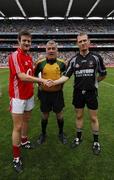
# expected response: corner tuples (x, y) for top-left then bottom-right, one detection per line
(57, 118), (64, 134)
(41, 119), (48, 135)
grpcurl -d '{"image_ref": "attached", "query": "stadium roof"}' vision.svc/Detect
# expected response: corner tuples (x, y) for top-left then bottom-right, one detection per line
(0, 0), (114, 20)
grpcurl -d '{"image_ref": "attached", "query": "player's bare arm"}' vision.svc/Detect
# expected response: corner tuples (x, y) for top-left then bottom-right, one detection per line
(54, 76), (69, 85)
(17, 72), (46, 84)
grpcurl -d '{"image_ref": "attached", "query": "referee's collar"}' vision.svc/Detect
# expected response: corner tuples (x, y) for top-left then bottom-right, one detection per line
(46, 58), (57, 64)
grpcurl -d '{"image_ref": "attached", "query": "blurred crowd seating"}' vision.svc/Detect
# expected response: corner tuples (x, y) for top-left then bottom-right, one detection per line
(0, 51), (114, 67)
(0, 20), (113, 33)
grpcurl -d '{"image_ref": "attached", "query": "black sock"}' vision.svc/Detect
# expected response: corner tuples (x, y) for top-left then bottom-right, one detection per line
(41, 119), (48, 135)
(93, 135), (98, 142)
(57, 119), (64, 134)
(76, 128), (82, 140)
(93, 130), (99, 142)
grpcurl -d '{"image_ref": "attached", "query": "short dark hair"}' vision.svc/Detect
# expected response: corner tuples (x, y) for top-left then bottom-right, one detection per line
(18, 30), (32, 41)
(77, 32), (89, 40)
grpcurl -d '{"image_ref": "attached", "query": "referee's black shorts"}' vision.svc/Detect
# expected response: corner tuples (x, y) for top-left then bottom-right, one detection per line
(72, 89), (98, 110)
(39, 90), (64, 113)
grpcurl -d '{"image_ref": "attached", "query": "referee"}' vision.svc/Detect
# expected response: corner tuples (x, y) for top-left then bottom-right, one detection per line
(34, 40), (67, 145)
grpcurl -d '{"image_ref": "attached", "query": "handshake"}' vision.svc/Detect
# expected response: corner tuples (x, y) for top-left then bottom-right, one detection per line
(43, 79), (56, 87)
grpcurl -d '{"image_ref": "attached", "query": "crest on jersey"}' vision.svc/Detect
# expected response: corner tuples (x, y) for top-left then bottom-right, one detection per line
(89, 61), (93, 67)
(25, 62), (28, 65)
(75, 63), (80, 68)
(56, 67), (59, 72)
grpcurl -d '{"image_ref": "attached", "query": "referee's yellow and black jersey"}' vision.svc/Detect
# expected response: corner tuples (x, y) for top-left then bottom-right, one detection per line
(34, 58), (66, 92)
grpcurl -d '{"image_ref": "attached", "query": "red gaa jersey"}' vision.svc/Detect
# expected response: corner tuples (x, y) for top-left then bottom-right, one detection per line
(8, 48), (34, 99)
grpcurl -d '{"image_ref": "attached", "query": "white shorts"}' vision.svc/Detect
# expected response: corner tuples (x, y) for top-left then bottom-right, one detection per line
(10, 96), (34, 114)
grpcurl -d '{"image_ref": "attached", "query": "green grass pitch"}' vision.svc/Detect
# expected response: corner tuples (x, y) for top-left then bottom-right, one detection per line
(0, 68), (114, 180)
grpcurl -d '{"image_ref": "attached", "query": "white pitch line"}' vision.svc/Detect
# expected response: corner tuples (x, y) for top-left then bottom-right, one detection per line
(108, 72), (114, 76)
(102, 81), (114, 87)
(0, 70), (9, 74)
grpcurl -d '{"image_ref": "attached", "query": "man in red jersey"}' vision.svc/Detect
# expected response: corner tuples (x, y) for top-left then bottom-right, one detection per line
(8, 30), (45, 173)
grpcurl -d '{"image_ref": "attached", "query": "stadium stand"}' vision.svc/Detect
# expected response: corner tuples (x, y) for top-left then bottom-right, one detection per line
(0, 20), (114, 67)
(0, 20), (110, 33)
